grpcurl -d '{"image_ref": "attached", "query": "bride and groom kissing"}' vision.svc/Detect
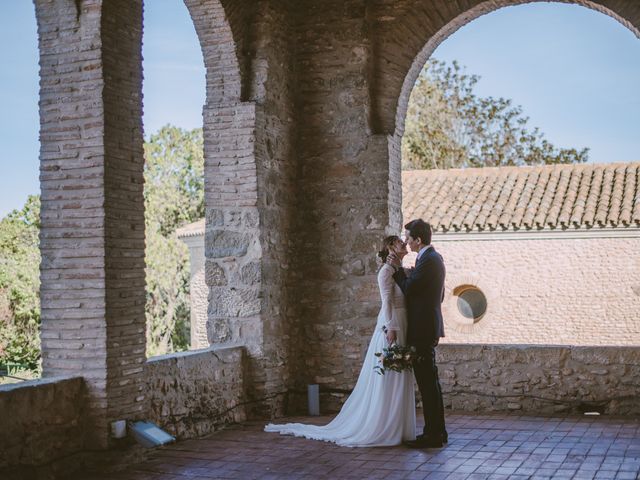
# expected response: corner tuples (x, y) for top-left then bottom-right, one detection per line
(266, 218), (448, 449)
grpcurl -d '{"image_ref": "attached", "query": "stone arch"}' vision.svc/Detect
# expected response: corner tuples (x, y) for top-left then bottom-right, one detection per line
(383, 0), (640, 141)
(184, 0), (253, 105)
(372, 0), (640, 234)
(180, 1), (262, 355)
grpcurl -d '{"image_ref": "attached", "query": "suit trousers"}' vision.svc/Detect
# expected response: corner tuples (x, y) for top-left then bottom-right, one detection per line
(413, 344), (446, 439)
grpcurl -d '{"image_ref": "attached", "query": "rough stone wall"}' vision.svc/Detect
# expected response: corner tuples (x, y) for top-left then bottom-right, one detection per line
(438, 344), (640, 416)
(0, 377), (85, 475)
(0, 349), (246, 475)
(247, 0), (298, 416)
(290, 0), (394, 410)
(435, 236), (640, 346)
(35, 0), (146, 448)
(314, 344), (640, 416)
(145, 346), (246, 438)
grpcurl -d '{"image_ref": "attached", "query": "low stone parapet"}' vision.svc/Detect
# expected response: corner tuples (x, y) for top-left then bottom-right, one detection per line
(314, 344), (640, 417)
(0, 376), (85, 474)
(145, 345), (246, 439)
(438, 344), (640, 416)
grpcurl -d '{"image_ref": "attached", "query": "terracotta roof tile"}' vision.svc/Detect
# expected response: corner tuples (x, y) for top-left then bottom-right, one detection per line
(620, 165), (636, 225)
(633, 165), (640, 222)
(546, 167), (570, 227)
(559, 168), (581, 227)
(522, 169), (547, 228)
(607, 165), (625, 225)
(402, 162), (640, 232)
(176, 219), (205, 238)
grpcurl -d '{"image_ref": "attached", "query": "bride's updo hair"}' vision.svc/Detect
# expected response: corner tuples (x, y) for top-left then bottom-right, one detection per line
(377, 235), (400, 264)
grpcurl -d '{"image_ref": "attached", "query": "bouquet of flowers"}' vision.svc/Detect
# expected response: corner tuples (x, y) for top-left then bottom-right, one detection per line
(374, 343), (419, 375)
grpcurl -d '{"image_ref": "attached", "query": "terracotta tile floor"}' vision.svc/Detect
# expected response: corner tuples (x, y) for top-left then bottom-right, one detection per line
(83, 413), (640, 479)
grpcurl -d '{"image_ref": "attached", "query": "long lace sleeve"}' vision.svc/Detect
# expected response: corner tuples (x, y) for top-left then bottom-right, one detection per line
(378, 266), (400, 332)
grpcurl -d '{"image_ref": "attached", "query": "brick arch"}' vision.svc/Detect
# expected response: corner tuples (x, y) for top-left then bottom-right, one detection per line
(184, 0), (255, 104)
(181, 0), (258, 210)
(371, 0), (640, 138)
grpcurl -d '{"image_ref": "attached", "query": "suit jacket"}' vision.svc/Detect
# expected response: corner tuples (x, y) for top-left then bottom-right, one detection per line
(392, 246), (445, 348)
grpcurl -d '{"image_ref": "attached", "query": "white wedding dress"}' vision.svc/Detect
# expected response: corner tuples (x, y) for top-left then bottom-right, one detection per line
(264, 264), (416, 447)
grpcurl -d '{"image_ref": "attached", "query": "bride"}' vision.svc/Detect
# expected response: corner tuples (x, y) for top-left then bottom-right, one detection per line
(264, 235), (416, 447)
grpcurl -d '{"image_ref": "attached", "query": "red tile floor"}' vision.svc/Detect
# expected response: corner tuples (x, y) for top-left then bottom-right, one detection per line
(81, 413), (640, 479)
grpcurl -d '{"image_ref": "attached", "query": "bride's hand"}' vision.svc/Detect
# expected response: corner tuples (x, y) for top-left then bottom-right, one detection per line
(386, 329), (397, 344)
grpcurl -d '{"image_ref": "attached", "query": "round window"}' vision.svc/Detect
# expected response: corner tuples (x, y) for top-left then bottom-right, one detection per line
(456, 286), (487, 322)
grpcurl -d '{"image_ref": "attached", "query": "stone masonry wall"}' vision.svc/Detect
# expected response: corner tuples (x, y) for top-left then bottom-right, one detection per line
(314, 344), (640, 416)
(438, 344), (640, 416)
(145, 346), (246, 439)
(247, 0), (298, 417)
(0, 377), (85, 476)
(290, 0), (394, 410)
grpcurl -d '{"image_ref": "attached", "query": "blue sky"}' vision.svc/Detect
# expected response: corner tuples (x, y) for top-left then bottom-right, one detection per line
(1, 2), (639, 218)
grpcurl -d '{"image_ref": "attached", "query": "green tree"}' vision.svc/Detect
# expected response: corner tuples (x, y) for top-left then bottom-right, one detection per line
(402, 59), (589, 169)
(0, 195), (41, 370)
(0, 126), (205, 372)
(144, 125), (204, 356)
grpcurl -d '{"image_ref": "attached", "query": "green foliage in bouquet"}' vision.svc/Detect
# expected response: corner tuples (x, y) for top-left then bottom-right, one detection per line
(374, 343), (419, 375)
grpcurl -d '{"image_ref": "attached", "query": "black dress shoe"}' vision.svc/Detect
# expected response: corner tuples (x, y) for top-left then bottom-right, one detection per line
(416, 432), (448, 444)
(404, 436), (443, 448)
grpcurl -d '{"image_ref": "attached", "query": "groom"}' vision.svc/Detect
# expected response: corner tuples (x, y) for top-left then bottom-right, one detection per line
(388, 219), (447, 448)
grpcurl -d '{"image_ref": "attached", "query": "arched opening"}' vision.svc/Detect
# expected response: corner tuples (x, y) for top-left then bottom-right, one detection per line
(0, 2), (41, 384)
(391, 1), (640, 347)
(141, 0), (206, 357)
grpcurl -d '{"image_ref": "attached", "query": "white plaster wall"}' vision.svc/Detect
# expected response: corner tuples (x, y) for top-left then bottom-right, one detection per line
(182, 235), (208, 350)
(428, 236), (640, 346)
(186, 232), (640, 348)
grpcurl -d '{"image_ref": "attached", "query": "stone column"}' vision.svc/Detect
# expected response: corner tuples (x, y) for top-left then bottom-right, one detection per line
(36, 0), (146, 447)
(197, 0), (298, 417)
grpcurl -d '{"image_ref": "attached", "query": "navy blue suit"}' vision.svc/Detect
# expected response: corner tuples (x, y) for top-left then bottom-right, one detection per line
(393, 246), (447, 440)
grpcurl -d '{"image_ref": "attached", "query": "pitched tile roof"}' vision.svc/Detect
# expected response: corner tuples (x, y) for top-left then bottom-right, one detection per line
(176, 219), (205, 238)
(402, 162), (640, 233)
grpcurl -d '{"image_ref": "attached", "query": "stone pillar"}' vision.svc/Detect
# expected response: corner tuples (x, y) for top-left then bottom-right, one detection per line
(202, 102), (277, 416)
(178, 231), (208, 350)
(36, 0), (146, 447)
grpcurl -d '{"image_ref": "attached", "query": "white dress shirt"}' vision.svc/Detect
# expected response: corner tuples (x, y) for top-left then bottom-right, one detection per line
(416, 244), (432, 262)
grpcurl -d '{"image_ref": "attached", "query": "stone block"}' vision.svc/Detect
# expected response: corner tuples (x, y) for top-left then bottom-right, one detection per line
(205, 230), (252, 258)
(240, 261), (261, 285)
(206, 208), (224, 227)
(205, 260), (227, 286)
(208, 287), (261, 318)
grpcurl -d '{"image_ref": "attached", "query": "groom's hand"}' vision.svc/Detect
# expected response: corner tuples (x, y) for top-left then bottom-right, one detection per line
(387, 252), (401, 268)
